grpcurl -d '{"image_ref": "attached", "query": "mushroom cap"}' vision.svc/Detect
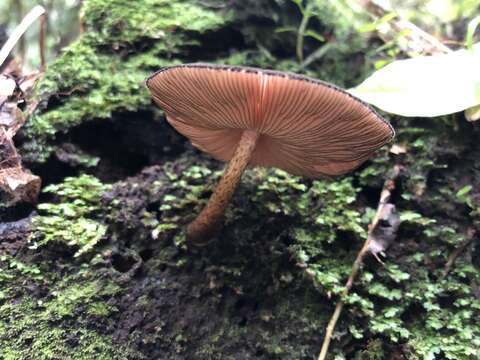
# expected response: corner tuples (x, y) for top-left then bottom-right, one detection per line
(147, 63), (394, 177)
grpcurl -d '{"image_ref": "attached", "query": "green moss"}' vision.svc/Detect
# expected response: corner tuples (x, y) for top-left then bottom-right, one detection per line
(18, 126), (473, 359)
(9, 0), (480, 358)
(0, 250), (137, 360)
(30, 175), (111, 257)
(144, 141), (480, 359)
(0, 171), (143, 359)
(1, 173), (132, 358)
(0, 289), (128, 360)
(46, 279), (120, 319)
(81, 0), (230, 46)
(22, 0), (230, 163)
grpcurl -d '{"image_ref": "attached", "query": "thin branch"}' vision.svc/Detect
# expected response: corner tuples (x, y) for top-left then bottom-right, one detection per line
(296, 3), (313, 63)
(318, 4), (465, 359)
(301, 42), (334, 69)
(318, 163), (401, 360)
(355, 0), (451, 55)
(0, 5), (46, 68)
(39, 13), (46, 71)
(442, 228), (476, 280)
(14, 0), (25, 64)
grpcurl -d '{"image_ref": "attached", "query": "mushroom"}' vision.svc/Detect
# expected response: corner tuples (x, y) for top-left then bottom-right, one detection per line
(146, 63), (394, 244)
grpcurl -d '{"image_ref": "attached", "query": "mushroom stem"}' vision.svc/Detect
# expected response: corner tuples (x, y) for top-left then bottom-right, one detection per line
(187, 130), (260, 244)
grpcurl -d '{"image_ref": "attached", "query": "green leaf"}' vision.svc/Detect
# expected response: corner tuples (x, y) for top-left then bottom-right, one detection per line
(358, 12), (397, 33)
(400, 211), (422, 222)
(349, 43), (480, 117)
(466, 16), (480, 50)
(275, 26), (297, 34)
(456, 185), (473, 198)
(303, 29), (325, 42)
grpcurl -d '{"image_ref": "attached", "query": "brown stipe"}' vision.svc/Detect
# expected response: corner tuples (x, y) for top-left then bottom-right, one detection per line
(186, 130), (259, 244)
(147, 63), (394, 244)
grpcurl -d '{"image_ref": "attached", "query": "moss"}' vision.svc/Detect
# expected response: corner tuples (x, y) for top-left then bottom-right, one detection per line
(0, 173), (144, 359)
(7, 134), (480, 359)
(21, 0), (230, 163)
(98, 123), (480, 359)
(0, 251), (140, 360)
(0, 172), (130, 358)
(8, 0), (480, 358)
(30, 175), (111, 257)
(298, 118), (480, 359)
(104, 158), (335, 358)
(134, 115), (479, 359)
(81, 0), (230, 46)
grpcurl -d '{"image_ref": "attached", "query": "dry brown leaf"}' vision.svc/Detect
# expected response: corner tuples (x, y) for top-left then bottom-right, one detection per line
(0, 62), (41, 206)
(0, 168), (41, 205)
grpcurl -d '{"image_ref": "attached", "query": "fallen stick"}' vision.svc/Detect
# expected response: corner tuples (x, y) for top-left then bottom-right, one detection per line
(0, 5), (46, 68)
(356, 0), (451, 55)
(442, 227), (476, 280)
(39, 12), (46, 70)
(318, 3), (458, 357)
(318, 161), (402, 360)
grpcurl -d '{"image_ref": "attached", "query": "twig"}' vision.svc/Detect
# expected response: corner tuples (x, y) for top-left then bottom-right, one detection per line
(318, 4), (469, 359)
(355, 0), (451, 55)
(318, 163), (401, 360)
(14, 0), (25, 64)
(441, 228), (476, 280)
(39, 13), (46, 71)
(443, 239), (473, 278)
(301, 42), (334, 69)
(0, 5), (46, 68)
(296, 3), (314, 63)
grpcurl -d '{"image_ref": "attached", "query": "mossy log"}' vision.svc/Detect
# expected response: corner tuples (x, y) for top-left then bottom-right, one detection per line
(1, 1), (479, 359)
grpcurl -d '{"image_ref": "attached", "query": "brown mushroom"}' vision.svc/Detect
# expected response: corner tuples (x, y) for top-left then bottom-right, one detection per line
(147, 63), (394, 244)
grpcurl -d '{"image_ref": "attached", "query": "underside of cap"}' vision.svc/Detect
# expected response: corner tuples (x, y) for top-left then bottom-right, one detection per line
(147, 63), (394, 177)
